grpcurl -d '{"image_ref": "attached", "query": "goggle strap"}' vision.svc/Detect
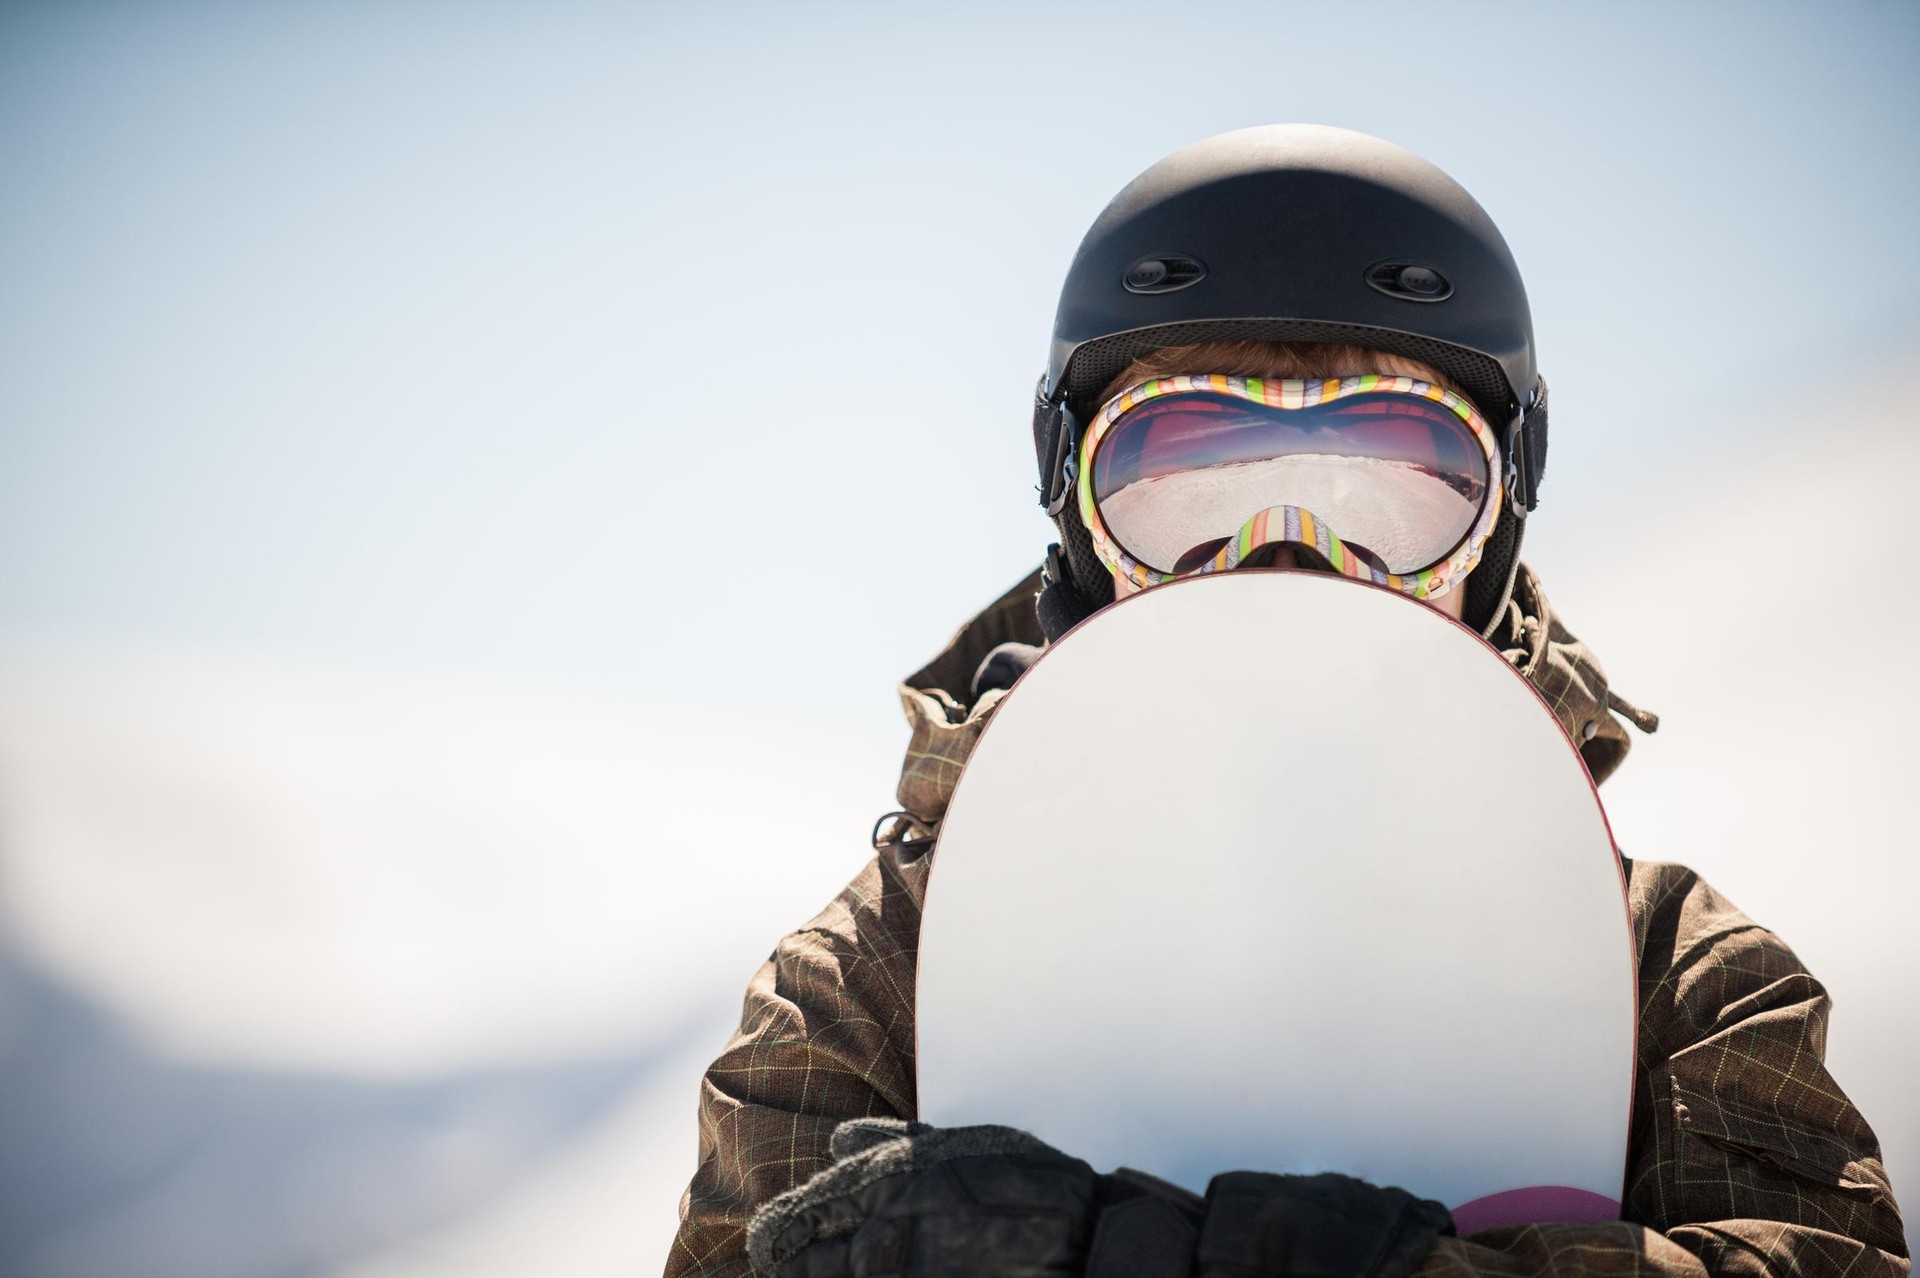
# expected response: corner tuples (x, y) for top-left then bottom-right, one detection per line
(1503, 413), (1529, 518)
(1037, 395), (1082, 519)
(1520, 376), (1549, 511)
(1032, 380), (1061, 507)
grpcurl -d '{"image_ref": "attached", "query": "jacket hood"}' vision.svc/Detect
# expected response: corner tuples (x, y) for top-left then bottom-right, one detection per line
(890, 563), (1656, 830)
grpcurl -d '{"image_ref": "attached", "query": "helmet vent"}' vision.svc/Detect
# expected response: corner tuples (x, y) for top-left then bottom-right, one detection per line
(1366, 260), (1453, 302)
(1122, 254), (1207, 295)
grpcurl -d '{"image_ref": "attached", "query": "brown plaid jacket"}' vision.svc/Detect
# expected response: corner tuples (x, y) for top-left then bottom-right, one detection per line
(666, 566), (1908, 1277)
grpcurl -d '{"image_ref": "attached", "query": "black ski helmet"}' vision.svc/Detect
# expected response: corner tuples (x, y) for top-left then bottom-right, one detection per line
(1033, 124), (1549, 639)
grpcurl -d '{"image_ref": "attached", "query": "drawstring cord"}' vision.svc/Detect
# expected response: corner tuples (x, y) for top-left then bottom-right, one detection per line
(872, 810), (938, 860)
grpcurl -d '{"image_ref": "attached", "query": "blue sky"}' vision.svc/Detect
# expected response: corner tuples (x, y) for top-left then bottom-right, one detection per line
(3, 0), (1916, 721)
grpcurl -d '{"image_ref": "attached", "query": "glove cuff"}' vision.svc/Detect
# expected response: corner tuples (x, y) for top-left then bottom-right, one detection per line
(746, 1120), (1087, 1276)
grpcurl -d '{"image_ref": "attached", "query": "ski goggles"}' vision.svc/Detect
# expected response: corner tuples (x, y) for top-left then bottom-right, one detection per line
(1076, 374), (1504, 600)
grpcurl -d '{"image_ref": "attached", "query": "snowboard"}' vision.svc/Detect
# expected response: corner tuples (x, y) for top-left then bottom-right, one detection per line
(914, 570), (1636, 1233)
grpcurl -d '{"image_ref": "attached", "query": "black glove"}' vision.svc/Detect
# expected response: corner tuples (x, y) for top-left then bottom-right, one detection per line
(1196, 1171), (1454, 1278)
(746, 1118), (1203, 1278)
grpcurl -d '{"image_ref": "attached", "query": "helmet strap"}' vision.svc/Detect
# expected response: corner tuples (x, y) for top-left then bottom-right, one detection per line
(1038, 543), (1093, 642)
(1466, 504), (1526, 638)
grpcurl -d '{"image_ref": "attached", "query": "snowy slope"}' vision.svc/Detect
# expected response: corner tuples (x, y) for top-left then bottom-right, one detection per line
(0, 658), (884, 1275)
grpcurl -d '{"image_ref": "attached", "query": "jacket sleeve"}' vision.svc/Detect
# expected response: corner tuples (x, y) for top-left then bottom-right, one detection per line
(663, 848), (928, 1278)
(1414, 861), (1908, 1277)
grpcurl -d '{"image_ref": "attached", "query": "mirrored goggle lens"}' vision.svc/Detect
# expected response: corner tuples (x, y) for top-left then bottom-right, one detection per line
(1091, 391), (1491, 575)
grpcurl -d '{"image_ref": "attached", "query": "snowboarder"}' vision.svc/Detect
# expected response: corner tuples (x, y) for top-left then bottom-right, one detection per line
(666, 125), (1908, 1278)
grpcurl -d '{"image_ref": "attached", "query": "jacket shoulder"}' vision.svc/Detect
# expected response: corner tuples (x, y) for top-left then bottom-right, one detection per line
(1624, 858), (1824, 1058)
(666, 846), (930, 1278)
(1620, 860), (1906, 1262)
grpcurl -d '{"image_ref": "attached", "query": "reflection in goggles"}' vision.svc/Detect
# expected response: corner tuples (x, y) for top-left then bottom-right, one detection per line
(1092, 393), (1488, 576)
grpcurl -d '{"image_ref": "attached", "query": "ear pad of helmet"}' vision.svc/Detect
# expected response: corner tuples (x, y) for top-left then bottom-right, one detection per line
(1464, 502), (1523, 638)
(1033, 390), (1115, 641)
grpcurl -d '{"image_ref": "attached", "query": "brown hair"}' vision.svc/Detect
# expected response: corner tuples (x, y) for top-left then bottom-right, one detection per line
(1097, 340), (1468, 406)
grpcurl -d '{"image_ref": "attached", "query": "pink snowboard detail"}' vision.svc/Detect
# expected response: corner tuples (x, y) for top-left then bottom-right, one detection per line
(1450, 1187), (1621, 1235)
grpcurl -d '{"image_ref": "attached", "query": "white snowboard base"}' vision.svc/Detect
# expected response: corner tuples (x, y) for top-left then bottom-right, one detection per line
(915, 572), (1637, 1228)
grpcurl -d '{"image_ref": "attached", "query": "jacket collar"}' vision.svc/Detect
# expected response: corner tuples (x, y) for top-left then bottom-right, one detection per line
(894, 567), (1046, 827)
(891, 563), (1653, 828)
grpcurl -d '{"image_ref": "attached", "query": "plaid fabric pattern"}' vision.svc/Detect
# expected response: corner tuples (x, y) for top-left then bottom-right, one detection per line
(893, 567), (1046, 825)
(665, 567), (1907, 1278)
(1484, 565), (1658, 788)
